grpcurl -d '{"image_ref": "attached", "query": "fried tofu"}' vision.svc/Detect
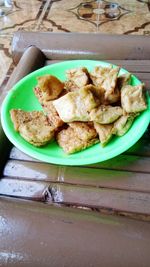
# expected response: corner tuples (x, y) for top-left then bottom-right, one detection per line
(66, 67), (90, 88)
(121, 84), (147, 113)
(53, 87), (98, 122)
(104, 73), (131, 104)
(10, 109), (54, 146)
(34, 87), (64, 129)
(64, 80), (79, 92)
(69, 122), (97, 141)
(37, 75), (64, 101)
(90, 66), (119, 95)
(112, 115), (135, 136)
(117, 73), (131, 90)
(41, 101), (64, 129)
(90, 105), (123, 124)
(94, 122), (113, 146)
(56, 123), (98, 154)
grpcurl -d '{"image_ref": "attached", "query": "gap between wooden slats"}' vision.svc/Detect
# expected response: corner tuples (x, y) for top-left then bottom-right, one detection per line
(3, 159), (150, 193)
(49, 183), (150, 216)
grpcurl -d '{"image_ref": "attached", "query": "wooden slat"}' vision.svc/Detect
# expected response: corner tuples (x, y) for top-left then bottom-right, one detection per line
(12, 32), (150, 63)
(3, 160), (58, 180)
(91, 154), (150, 173)
(0, 178), (51, 201)
(3, 160), (150, 193)
(50, 183), (150, 216)
(1, 197), (150, 267)
(9, 147), (39, 162)
(107, 60), (150, 72)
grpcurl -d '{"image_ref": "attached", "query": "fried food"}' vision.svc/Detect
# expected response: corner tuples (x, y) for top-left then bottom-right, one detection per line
(65, 67), (90, 90)
(90, 105), (123, 124)
(69, 122), (97, 141)
(56, 122), (98, 154)
(53, 87), (98, 122)
(10, 109), (54, 146)
(112, 115), (135, 136)
(90, 66), (119, 94)
(105, 73), (131, 104)
(121, 84), (147, 113)
(10, 64), (148, 153)
(94, 122), (113, 146)
(37, 75), (64, 101)
(34, 87), (64, 129)
(41, 101), (64, 129)
(117, 73), (131, 89)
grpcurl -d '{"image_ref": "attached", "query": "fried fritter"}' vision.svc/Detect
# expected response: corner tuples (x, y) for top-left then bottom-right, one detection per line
(121, 84), (147, 113)
(34, 87), (64, 129)
(69, 122), (97, 141)
(94, 122), (113, 146)
(66, 67), (90, 89)
(10, 109), (54, 146)
(112, 115), (135, 137)
(53, 87), (98, 122)
(90, 66), (119, 95)
(37, 75), (64, 101)
(56, 122), (99, 154)
(90, 105), (123, 124)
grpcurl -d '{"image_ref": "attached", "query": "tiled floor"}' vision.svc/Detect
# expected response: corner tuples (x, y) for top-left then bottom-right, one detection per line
(0, 0), (150, 88)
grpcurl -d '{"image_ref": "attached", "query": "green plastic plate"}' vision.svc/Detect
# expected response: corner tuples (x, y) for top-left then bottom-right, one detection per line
(1, 60), (150, 165)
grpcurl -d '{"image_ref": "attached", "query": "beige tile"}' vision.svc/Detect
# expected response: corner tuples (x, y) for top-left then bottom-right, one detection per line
(0, 50), (12, 85)
(0, 0), (42, 32)
(46, 0), (150, 34)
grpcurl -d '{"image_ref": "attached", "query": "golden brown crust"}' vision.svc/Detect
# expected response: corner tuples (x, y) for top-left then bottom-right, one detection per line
(90, 105), (123, 124)
(10, 109), (54, 146)
(66, 67), (90, 89)
(56, 122), (99, 154)
(94, 122), (113, 146)
(121, 84), (147, 113)
(37, 75), (64, 101)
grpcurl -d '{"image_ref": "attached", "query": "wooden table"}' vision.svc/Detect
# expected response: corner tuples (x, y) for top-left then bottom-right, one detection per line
(0, 32), (150, 267)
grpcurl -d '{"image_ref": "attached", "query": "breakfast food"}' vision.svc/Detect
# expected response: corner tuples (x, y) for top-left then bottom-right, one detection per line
(112, 115), (135, 137)
(121, 84), (147, 113)
(36, 74), (64, 101)
(94, 122), (113, 147)
(56, 122), (98, 154)
(89, 105), (123, 124)
(53, 87), (98, 122)
(10, 63), (147, 154)
(10, 110), (54, 146)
